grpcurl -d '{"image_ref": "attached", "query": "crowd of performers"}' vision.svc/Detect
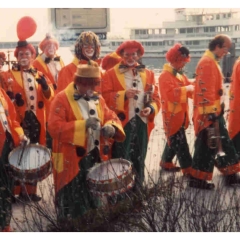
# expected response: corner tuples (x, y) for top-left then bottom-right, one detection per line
(1, 15), (240, 231)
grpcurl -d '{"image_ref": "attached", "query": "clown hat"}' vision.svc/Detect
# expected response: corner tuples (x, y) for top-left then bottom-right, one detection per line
(75, 60), (100, 78)
(116, 40), (144, 57)
(39, 33), (59, 52)
(14, 16), (37, 58)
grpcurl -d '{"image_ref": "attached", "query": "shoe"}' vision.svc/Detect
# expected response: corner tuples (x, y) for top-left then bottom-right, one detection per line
(29, 194), (42, 202)
(225, 173), (240, 186)
(161, 166), (181, 172)
(188, 176), (215, 190)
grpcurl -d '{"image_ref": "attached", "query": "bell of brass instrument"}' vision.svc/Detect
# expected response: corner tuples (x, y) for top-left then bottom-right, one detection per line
(207, 125), (218, 149)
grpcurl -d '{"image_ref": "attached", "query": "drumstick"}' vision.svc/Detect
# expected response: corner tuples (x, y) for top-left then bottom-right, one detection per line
(17, 140), (27, 166)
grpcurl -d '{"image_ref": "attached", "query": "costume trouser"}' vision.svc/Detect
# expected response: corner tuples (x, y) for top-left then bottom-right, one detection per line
(160, 127), (192, 174)
(0, 137), (14, 231)
(191, 115), (240, 181)
(112, 115), (148, 185)
(56, 147), (102, 220)
(231, 132), (240, 157)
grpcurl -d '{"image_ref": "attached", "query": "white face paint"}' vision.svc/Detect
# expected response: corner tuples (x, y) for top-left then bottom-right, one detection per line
(44, 43), (56, 57)
(82, 44), (95, 59)
(18, 50), (32, 67)
(122, 51), (139, 67)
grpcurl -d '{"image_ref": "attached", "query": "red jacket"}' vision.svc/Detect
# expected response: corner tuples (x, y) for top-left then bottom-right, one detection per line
(159, 63), (193, 138)
(193, 50), (223, 135)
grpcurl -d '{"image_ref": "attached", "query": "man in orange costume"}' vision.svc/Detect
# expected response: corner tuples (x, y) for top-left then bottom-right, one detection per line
(228, 56), (240, 156)
(102, 40), (160, 185)
(0, 87), (28, 231)
(48, 61), (125, 220)
(159, 43), (193, 175)
(57, 31), (102, 94)
(33, 33), (65, 149)
(190, 34), (240, 189)
(2, 17), (54, 201)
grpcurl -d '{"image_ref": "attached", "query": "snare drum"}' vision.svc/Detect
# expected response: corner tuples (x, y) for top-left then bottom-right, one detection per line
(8, 144), (52, 184)
(87, 158), (135, 197)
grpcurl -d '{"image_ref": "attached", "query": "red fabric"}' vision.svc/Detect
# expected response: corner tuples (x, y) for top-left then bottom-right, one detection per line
(101, 52), (121, 71)
(166, 43), (190, 64)
(39, 36), (59, 51)
(0, 52), (6, 61)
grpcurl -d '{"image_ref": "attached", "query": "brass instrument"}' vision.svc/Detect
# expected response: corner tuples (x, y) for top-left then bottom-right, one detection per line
(143, 83), (154, 108)
(207, 120), (226, 157)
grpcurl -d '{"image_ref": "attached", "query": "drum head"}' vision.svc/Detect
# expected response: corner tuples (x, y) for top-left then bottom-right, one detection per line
(8, 144), (51, 170)
(87, 158), (132, 183)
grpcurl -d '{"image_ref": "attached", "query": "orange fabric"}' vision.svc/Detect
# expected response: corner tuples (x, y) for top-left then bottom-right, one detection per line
(160, 162), (178, 168)
(218, 162), (240, 176)
(48, 82), (125, 193)
(190, 168), (213, 181)
(1, 68), (54, 145)
(33, 54), (65, 119)
(0, 88), (23, 154)
(193, 50), (223, 135)
(181, 167), (192, 175)
(102, 63), (160, 137)
(228, 58), (240, 139)
(57, 58), (102, 94)
(158, 64), (192, 138)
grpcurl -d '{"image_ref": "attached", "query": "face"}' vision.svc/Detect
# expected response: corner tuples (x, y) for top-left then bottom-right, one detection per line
(0, 58), (4, 70)
(82, 44), (95, 59)
(44, 43), (56, 57)
(171, 60), (187, 71)
(17, 49), (32, 68)
(215, 38), (231, 59)
(122, 50), (140, 66)
(75, 80), (100, 96)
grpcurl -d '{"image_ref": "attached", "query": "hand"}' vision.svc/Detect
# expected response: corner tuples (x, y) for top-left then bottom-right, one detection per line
(20, 135), (30, 146)
(86, 117), (100, 130)
(140, 107), (151, 117)
(186, 85), (194, 92)
(101, 125), (115, 138)
(36, 74), (49, 91)
(125, 89), (140, 99)
(15, 93), (24, 107)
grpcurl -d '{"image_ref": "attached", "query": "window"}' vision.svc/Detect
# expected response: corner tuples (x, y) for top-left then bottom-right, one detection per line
(175, 28), (179, 34)
(204, 27), (209, 32)
(216, 14), (220, 20)
(187, 28), (194, 33)
(235, 25), (240, 31)
(159, 42), (162, 46)
(162, 29), (166, 34)
(149, 29), (153, 34)
(193, 41), (200, 45)
(228, 13), (231, 18)
(179, 28), (186, 33)
(155, 29), (159, 34)
(135, 30), (139, 34)
(152, 42), (158, 46)
(210, 27), (215, 32)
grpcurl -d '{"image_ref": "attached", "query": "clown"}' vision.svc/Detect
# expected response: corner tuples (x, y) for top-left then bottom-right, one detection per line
(190, 34), (240, 190)
(33, 33), (65, 149)
(2, 16), (54, 202)
(48, 61), (125, 220)
(158, 43), (193, 175)
(102, 40), (160, 185)
(57, 31), (102, 94)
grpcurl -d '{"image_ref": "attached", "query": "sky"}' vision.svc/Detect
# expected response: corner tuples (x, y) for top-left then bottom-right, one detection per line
(0, 0), (239, 42)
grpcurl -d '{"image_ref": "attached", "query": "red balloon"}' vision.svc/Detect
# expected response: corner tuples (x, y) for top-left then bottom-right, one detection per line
(17, 16), (37, 40)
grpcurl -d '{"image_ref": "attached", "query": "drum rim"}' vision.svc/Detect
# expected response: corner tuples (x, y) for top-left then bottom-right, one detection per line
(87, 158), (132, 184)
(8, 143), (51, 161)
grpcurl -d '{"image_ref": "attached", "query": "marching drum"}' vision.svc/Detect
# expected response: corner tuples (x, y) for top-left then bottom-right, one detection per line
(87, 158), (135, 197)
(8, 144), (52, 184)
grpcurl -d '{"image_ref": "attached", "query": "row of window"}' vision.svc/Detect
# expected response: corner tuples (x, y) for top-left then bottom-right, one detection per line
(134, 25), (240, 35)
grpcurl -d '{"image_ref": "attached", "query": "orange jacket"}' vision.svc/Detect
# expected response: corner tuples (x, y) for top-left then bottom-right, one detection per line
(48, 82), (125, 193)
(3, 67), (54, 145)
(57, 56), (102, 94)
(193, 50), (223, 135)
(159, 63), (192, 138)
(228, 57), (240, 139)
(33, 54), (65, 120)
(0, 88), (24, 154)
(102, 62), (160, 137)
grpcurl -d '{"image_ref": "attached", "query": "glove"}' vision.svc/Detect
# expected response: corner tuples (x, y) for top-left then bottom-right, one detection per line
(86, 117), (100, 130)
(15, 93), (24, 107)
(186, 85), (194, 92)
(36, 75), (49, 91)
(101, 125), (115, 138)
